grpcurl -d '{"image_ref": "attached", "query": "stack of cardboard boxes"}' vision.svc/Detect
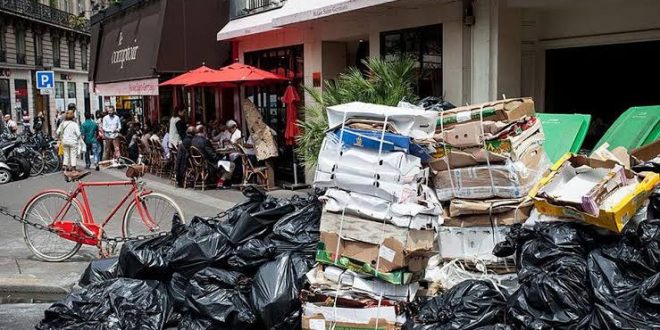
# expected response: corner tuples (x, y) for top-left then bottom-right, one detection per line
(429, 98), (549, 273)
(306, 102), (442, 329)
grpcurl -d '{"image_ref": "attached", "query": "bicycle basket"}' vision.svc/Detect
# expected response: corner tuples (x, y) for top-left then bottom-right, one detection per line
(126, 164), (148, 178)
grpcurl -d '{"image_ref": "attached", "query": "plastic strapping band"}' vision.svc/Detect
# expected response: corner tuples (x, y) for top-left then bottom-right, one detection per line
(331, 268), (348, 330)
(479, 104), (497, 196)
(331, 112), (350, 268)
(439, 110), (457, 197)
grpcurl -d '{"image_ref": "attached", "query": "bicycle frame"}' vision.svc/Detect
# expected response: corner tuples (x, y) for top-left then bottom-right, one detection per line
(50, 178), (157, 246)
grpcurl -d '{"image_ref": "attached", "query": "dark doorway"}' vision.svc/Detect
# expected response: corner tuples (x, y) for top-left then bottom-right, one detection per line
(545, 40), (660, 148)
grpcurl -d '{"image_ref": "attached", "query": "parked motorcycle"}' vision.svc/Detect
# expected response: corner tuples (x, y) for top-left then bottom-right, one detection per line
(0, 139), (31, 184)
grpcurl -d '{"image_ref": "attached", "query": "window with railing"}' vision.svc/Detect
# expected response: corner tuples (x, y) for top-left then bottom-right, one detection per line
(15, 27), (26, 64)
(68, 39), (75, 69)
(230, 0), (286, 19)
(0, 0), (90, 33)
(53, 36), (61, 67)
(34, 32), (43, 66)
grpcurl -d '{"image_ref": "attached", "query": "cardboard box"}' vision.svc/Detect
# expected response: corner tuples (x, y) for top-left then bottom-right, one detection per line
(438, 97), (535, 128)
(530, 153), (660, 232)
(438, 226), (512, 264)
(443, 208), (530, 227)
(448, 197), (532, 217)
(302, 304), (399, 330)
(631, 139), (660, 163)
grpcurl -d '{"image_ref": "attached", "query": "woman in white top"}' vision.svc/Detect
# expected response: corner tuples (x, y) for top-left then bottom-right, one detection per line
(56, 110), (82, 172)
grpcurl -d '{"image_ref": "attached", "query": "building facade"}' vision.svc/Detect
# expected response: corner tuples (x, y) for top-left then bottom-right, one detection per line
(89, 0), (231, 127)
(0, 0), (92, 134)
(219, 0), (660, 148)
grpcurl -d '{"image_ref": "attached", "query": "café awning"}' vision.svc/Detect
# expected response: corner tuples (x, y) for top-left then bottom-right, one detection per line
(185, 62), (288, 87)
(272, 0), (397, 26)
(216, 2), (297, 41)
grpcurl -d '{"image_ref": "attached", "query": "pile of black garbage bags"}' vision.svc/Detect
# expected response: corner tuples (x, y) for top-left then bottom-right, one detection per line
(406, 188), (660, 330)
(37, 186), (321, 330)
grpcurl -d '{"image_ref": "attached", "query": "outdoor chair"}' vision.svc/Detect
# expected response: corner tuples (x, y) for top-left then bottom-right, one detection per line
(188, 146), (210, 191)
(236, 144), (269, 190)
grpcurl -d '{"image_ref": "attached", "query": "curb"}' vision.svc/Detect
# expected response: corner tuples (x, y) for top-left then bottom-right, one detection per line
(0, 278), (72, 304)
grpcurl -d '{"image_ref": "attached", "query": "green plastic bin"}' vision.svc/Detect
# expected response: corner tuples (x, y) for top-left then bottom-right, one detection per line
(595, 105), (660, 151)
(539, 113), (591, 163)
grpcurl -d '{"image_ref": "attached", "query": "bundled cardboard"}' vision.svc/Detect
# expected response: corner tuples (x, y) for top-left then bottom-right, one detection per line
(302, 304), (399, 330)
(321, 188), (442, 230)
(433, 144), (549, 201)
(438, 226), (514, 269)
(438, 97), (535, 128)
(531, 153), (660, 232)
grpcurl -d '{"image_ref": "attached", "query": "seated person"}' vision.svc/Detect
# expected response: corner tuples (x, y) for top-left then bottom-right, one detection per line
(211, 123), (230, 144)
(191, 125), (235, 188)
(224, 119), (242, 161)
(182, 126), (195, 150)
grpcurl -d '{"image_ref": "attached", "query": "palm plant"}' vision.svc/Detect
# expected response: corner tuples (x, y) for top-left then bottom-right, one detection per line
(296, 56), (418, 167)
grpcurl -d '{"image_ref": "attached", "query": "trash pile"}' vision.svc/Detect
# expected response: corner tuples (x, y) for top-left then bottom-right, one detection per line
(311, 101), (442, 328)
(35, 97), (660, 330)
(37, 186), (322, 330)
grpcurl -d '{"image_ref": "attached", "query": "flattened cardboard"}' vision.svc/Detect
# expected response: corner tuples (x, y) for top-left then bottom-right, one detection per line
(302, 311), (398, 330)
(439, 98), (535, 128)
(631, 139), (660, 162)
(320, 231), (432, 273)
(448, 197), (532, 217)
(443, 208), (530, 227)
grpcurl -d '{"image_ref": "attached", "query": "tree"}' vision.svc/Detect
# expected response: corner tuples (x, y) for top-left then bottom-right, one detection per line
(296, 56), (418, 167)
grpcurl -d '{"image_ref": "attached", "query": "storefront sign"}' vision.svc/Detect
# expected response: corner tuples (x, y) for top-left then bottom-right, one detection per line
(111, 32), (140, 69)
(0, 69), (11, 77)
(94, 78), (159, 96)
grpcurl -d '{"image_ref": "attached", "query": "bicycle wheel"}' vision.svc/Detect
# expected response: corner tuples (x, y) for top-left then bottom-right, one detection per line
(122, 193), (185, 238)
(22, 191), (83, 261)
(26, 149), (45, 176)
(42, 149), (61, 173)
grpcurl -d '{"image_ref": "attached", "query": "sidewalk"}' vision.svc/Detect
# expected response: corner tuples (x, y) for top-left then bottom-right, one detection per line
(0, 169), (310, 304)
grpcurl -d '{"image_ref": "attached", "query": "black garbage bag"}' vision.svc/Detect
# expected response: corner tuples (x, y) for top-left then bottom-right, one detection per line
(177, 313), (226, 330)
(251, 252), (314, 329)
(168, 271), (192, 309)
(499, 222), (601, 328)
(37, 278), (172, 330)
(78, 257), (120, 287)
(492, 224), (535, 258)
(224, 196), (295, 245)
(118, 230), (180, 280)
(270, 196), (321, 253)
(407, 280), (508, 330)
(168, 217), (232, 275)
(648, 188), (660, 221)
(184, 267), (256, 328)
(226, 238), (278, 271)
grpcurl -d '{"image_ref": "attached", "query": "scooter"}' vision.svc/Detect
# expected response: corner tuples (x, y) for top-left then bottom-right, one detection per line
(0, 139), (31, 184)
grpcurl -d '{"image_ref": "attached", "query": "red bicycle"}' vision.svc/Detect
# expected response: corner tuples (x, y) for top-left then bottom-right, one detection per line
(21, 157), (185, 261)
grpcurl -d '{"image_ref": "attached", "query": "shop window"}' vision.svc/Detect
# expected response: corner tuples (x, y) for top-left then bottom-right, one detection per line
(53, 36), (61, 67)
(55, 81), (64, 98)
(0, 79), (9, 115)
(68, 40), (76, 69)
(381, 24), (443, 98)
(81, 43), (88, 70)
(0, 25), (6, 62)
(14, 79), (28, 117)
(34, 32), (43, 66)
(15, 27), (26, 64)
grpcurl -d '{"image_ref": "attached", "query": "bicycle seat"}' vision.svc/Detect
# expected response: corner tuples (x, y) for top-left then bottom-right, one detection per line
(63, 171), (91, 182)
(126, 164), (148, 178)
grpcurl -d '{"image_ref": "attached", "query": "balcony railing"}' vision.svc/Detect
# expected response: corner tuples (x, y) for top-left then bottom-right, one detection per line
(230, 0), (285, 20)
(0, 0), (90, 33)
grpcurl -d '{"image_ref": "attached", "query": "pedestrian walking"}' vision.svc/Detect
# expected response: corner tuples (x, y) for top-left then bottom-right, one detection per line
(102, 107), (122, 160)
(56, 110), (81, 173)
(80, 113), (99, 170)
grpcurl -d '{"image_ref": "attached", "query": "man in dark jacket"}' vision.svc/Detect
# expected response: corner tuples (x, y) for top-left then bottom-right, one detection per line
(191, 125), (234, 188)
(175, 126), (195, 187)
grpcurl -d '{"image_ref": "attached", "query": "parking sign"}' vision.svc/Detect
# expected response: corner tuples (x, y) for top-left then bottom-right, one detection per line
(35, 71), (55, 89)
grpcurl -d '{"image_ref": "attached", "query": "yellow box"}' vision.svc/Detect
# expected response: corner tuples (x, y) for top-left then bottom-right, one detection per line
(529, 153), (660, 232)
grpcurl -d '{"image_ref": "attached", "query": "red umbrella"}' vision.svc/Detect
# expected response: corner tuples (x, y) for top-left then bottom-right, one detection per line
(184, 62), (288, 87)
(282, 85), (300, 146)
(159, 65), (217, 86)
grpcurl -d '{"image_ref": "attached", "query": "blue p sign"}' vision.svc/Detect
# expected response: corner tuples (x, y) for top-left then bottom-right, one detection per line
(36, 71), (55, 89)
